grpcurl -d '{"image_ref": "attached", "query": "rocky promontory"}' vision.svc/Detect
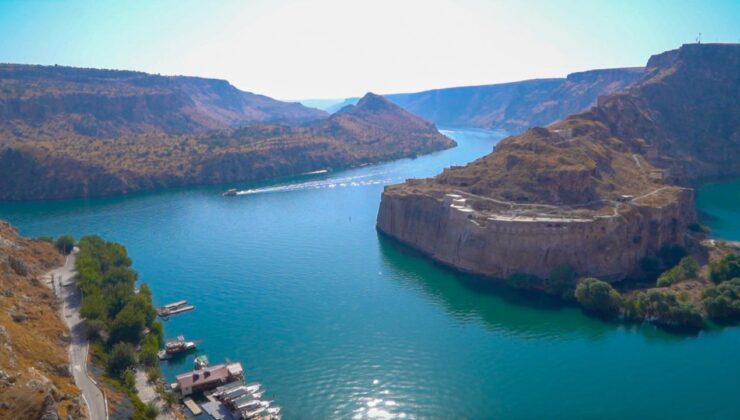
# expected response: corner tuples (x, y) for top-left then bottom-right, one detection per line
(378, 44), (740, 282)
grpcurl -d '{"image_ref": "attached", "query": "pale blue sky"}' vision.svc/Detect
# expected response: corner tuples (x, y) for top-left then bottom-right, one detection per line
(1, 0), (738, 99)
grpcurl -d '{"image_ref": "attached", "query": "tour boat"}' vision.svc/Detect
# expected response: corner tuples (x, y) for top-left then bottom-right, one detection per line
(158, 335), (197, 359)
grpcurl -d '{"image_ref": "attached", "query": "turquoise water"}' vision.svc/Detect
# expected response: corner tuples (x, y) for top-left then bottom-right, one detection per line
(697, 178), (740, 240)
(1, 129), (739, 419)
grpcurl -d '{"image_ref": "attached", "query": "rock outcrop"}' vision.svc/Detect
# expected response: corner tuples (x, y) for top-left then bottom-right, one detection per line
(378, 43), (740, 282)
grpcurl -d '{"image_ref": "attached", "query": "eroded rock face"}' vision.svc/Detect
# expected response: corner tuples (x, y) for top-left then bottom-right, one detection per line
(378, 188), (695, 280)
(377, 43), (739, 282)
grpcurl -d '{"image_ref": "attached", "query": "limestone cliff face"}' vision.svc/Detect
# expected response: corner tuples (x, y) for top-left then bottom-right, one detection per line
(378, 188), (695, 279)
(378, 44), (739, 282)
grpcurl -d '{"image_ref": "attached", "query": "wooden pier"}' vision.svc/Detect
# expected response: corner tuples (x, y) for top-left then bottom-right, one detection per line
(183, 397), (202, 416)
(157, 300), (195, 317)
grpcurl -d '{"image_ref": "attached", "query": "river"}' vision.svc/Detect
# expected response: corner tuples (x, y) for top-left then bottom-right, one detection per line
(1, 128), (739, 419)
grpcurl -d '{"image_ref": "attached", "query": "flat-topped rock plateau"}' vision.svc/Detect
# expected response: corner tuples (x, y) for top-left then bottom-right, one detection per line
(378, 43), (740, 282)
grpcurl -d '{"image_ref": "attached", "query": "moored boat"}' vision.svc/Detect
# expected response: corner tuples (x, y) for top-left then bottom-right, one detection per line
(158, 335), (197, 359)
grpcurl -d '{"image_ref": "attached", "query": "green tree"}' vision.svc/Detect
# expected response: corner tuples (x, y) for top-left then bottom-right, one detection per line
(107, 342), (137, 378)
(139, 334), (160, 368)
(109, 303), (146, 344)
(123, 369), (137, 390)
(633, 289), (704, 328)
(657, 256), (700, 287)
(710, 254), (740, 283)
(83, 319), (108, 340)
(55, 235), (75, 255)
(574, 278), (622, 316)
(702, 278), (740, 320)
(80, 291), (107, 321)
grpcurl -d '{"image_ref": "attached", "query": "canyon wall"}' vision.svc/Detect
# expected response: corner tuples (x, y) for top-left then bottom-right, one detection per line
(377, 189), (695, 280)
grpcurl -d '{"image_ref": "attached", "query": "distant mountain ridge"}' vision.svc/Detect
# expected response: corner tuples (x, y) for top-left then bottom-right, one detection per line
(303, 67), (643, 134)
(0, 64), (327, 138)
(385, 67), (644, 133)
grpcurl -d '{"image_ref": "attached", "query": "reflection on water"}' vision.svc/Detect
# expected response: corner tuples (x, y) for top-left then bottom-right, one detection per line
(377, 232), (704, 344)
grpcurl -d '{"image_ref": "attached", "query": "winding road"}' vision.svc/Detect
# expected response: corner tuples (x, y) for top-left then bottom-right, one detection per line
(46, 250), (108, 420)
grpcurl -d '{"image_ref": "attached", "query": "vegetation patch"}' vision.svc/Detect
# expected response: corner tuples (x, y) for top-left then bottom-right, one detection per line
(74, 235), (164, 420)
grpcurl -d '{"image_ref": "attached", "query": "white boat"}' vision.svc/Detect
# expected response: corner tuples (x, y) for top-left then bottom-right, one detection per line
(242, 402), (270, 419)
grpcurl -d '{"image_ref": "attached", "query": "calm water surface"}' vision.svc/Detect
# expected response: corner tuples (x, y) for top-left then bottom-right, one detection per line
(1, 128), (739, 419)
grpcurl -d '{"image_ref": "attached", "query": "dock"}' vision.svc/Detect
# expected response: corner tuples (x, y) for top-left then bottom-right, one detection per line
(183, 397), (202, 416)
(157, 300), (195, 317)
(166, 305), (195, 315)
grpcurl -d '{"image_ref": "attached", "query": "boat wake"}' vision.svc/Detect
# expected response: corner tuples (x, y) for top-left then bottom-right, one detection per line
(235, 171), (398, 196)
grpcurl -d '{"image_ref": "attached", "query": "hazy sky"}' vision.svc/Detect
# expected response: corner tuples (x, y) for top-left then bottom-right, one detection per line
(1, 0), (738, 100)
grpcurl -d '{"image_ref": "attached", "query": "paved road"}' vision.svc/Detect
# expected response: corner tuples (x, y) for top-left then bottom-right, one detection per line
(46, 250), (108, 420)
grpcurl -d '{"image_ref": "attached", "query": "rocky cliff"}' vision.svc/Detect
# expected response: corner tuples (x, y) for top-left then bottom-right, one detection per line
(0, 64), (327, 138)
(0, 222), (82, 419)
(0, 93), (454, 200)
(386, 67), (643, 133)
(378, 44), (739, 282)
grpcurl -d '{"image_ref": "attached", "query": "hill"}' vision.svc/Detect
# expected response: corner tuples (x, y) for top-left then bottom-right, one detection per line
(0, 63), (327, 138)
(0, 93), (454, 200)
(386, 67), (643, 133)
(0, 222), (82, 418)
(377, 44), (739, 282)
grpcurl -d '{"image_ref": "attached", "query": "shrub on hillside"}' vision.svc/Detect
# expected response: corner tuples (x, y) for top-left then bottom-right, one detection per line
(574, 278), (622, 316)
(625, 289), (703, 329)
(702, 278), (740, 321)
(107, 342), (137, 378)
(657, 256), (700, 287)
(709, 253), (740, 284)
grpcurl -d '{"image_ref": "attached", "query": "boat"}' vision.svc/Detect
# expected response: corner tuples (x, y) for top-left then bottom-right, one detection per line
(266, 406), (282, 417)
(194, 354), (209, 370)
(240, 400), (271, 419)
(157, 335), (197, 359)
(223, 188), (238, 196)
